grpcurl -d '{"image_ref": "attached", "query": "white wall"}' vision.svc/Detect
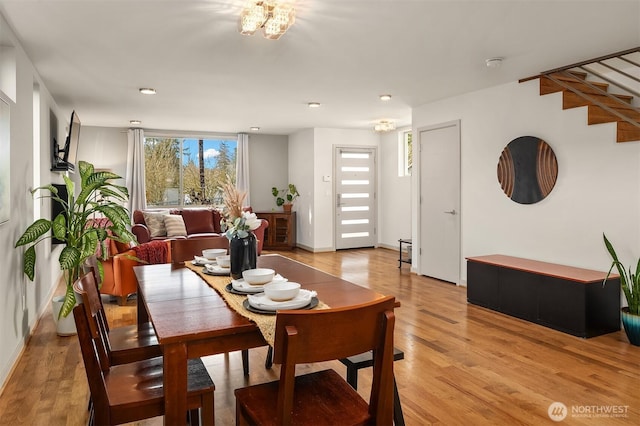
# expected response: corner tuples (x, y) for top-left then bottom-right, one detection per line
(78, 126), (128, 179)
(0, 13), (68, 391)
(247, 133), (288, 212)
(413, 79), (640, 283)
(379, 128), (411, 249)
(288, 129), (314, 249)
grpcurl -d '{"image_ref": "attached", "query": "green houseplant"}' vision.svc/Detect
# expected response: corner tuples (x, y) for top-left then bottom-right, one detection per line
(603, 233), (640, 346)
(271, 184), (299, 211)
(15, 161), (135, 319)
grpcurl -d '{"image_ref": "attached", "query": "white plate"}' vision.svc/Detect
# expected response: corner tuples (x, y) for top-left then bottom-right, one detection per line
(193, 255), (216, 265)
(231, 274), (286, 293)
(247, 289), (316, 311)
(203, 264), (230, 275)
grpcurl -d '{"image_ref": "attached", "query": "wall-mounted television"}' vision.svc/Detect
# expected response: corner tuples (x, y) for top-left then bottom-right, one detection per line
(51, 110), (81, 172)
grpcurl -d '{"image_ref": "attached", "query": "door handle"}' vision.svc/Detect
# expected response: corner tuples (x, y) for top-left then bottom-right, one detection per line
(444, 209), (457, 215)
(337, 194), (343, 207)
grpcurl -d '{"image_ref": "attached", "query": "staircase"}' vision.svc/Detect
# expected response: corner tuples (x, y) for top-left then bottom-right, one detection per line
(520, 47), (640, 142)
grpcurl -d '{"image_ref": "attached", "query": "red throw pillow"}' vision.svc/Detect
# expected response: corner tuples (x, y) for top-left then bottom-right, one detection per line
(181, 209), (215, 234)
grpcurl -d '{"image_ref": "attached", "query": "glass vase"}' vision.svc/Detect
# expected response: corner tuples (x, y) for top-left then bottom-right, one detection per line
(230, 233), (257, 280)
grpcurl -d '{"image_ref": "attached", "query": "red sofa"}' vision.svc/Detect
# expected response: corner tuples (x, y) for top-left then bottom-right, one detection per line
(132, 208), (268, 255)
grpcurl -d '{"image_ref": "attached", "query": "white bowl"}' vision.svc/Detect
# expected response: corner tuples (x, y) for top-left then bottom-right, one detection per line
(264, 281), (301, 301)
(202, 248), (227, 260)
(242, 268), (275, 285)
(216, 255), (230, 268)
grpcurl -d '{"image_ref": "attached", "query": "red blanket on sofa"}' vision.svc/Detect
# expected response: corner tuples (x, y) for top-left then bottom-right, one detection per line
(132, 240), (169, 264)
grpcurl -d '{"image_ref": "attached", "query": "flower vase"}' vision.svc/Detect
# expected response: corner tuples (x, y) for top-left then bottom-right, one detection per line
(230, 233), (257, 280)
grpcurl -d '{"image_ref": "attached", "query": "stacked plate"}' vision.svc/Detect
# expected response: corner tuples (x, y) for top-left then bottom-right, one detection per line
(202, 262), (231, 276)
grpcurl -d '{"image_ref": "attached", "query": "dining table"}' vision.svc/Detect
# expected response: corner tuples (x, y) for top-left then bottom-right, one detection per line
(134, 254), (389, 425)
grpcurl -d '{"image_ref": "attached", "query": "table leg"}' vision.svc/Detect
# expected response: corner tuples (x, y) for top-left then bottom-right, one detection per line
(163, 343), (188, 425)
(137, 284), (149, 325)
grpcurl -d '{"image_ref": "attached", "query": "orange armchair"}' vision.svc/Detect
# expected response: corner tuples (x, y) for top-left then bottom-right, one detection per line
(99, 239), (171, 305)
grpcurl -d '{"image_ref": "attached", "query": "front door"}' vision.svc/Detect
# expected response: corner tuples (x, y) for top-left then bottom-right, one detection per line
(334, 146), (377, 250)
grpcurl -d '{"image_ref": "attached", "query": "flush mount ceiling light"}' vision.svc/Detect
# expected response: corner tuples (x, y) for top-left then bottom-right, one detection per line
(485, 57), (503, 68)
(129, 120), (142, 125)
(139, 88), (156, 95)
(250, 126), (260, 131)
(374, 120), (396, 133)
(307, 102), (321, 108)
(379, 94), (392, 101)
(239, 1), (296, 40)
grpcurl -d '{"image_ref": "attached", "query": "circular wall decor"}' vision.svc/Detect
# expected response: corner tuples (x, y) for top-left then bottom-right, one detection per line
(497, 136), (558, 204)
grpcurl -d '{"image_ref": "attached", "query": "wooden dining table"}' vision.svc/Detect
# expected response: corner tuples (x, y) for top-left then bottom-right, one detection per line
(134, 254), (388, 425)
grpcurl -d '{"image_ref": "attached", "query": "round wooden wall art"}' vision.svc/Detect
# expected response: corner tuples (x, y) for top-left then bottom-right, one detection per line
(497, 136), (558, 204)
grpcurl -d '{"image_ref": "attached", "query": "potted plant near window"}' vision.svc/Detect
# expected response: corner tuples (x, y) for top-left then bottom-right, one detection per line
(15, 161), (135, 335)
(271, 184), (300, 212)
(603, 234), (640, 346)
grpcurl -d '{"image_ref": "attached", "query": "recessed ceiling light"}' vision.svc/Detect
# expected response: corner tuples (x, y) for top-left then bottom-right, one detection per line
(308, 102), (321, 108)
(130, 120), (142, 125)
(139, 88), (156, 95)
(379, 94), (392, 101)
(250, 127), (260, 131)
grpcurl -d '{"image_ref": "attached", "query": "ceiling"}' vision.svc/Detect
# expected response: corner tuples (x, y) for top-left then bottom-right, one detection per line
(0, 0), (638, 135)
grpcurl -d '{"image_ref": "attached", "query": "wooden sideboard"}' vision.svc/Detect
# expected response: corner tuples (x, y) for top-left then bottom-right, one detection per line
(466, 255), (620, 338)
(255, 211), (296, 250)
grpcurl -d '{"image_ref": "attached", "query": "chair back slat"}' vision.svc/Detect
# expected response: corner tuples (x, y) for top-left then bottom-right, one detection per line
(73, 305), (110, 416)
(273, 295), (396, 425)
(83, 255), (110, 332)
(73, 272), (112, 370)
(170, 238), (229, 264)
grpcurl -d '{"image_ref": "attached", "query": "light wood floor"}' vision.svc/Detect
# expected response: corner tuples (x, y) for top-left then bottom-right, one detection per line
(0, 248), (638, 425)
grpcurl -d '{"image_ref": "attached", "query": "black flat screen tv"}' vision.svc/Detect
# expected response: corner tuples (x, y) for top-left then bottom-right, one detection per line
(51, 110), (81, 172)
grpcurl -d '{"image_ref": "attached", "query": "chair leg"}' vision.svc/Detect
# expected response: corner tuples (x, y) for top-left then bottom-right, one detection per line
(241, 349), (249, 376)
(346, 365), (358, 389)
(393, 377), (405, 426)
(117, 295), (128, 306)
(188, 408), (200, 426)
(265, 346), (273, 369)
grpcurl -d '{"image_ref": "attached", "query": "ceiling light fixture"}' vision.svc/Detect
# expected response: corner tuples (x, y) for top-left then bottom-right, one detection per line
(379, 94), (392, 101)
(139, 88), (156, 95)
(129, 120), (142, 125)
(250, 126), (260, 131)
(308, 102), (321, 108)
(374, 120), (396, 133)
(485, 57), (503, 68)
(239, 1), (296, 40)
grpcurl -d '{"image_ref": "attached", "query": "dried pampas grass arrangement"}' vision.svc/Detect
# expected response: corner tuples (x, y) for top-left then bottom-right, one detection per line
(220, 176), (246, 220)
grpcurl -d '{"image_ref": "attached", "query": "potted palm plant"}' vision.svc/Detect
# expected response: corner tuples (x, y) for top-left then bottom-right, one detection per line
(603, 233), (640, 346)
(15, 161), (135, 334)
(271, 184), (299, 212)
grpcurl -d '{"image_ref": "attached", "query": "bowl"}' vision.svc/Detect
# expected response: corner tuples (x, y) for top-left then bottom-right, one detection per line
(202, 248), (227, 260)
(264, 281), (301, 301)
(242, 268), (275, 285)
(216, 255), (230, 268)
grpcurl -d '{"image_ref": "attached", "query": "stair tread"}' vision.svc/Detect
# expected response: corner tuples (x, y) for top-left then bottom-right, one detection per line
(563, 91), (636, 110)
(616, 121), (640, 142)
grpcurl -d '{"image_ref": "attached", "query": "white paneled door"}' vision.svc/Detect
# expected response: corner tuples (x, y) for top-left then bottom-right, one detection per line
(335, 147), (377, 250)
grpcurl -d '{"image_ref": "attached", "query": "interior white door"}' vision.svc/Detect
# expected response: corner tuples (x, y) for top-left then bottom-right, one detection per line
(334, 147), (377, 250)
(419, 121), (461, 283)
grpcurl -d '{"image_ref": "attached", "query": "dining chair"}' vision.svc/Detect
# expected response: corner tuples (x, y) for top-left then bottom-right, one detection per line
(72, 304), (215, 426)
(170, 238), (253, 376)
(74, 269), (161, 365)
(234, 295), (397, 426)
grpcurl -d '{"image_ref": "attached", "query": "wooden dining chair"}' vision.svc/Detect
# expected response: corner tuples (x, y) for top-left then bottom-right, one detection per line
(234, 295), (397, 426)
(74, 270), (161, 365)
(72, 304), (215, 426)
(169, 238), (253, 376)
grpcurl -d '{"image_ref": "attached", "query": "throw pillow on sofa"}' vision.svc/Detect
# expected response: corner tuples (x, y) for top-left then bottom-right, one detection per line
(180, 209), (215, 234)
(164, 214), (187, 237)
(142, 210), (169, 237)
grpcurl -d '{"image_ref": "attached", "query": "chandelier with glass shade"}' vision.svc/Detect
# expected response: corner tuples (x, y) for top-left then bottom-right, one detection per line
(374, 121), (396, 133)
(239, 1), (296, 40)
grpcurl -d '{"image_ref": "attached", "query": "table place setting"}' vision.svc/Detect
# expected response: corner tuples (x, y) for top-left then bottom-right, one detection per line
(184, 262), (329, 345)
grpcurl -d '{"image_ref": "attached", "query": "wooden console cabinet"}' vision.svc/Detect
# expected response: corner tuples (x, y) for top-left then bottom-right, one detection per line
(255, 211), (296, 250)
(466, 255), (620, 338)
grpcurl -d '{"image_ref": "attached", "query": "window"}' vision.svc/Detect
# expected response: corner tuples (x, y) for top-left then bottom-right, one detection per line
(398, 129), (412, 177)
(144, 137), (237, 208)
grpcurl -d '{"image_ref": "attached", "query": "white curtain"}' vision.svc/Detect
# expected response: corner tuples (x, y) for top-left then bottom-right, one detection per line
(236, 132), (250, 207)
(126, 128), (147, 213)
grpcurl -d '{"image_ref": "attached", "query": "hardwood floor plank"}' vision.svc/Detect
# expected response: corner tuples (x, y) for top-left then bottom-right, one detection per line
(0, 247), (638, 425)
